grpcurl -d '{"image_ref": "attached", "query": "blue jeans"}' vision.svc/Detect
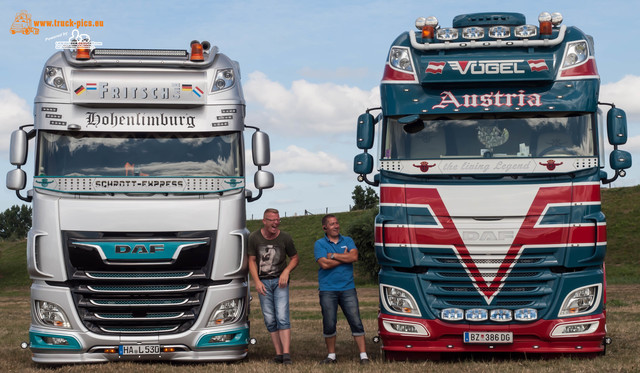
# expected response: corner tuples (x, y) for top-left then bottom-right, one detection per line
(319, 288), (365, 337)
(258, 278), (291, 332)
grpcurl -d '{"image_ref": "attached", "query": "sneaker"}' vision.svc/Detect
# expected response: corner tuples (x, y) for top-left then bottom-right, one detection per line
(320, 357), (337, 364)
(360, 357), (370, 365)
(283, 354), (292, 365)
(273, 355), (284, 364)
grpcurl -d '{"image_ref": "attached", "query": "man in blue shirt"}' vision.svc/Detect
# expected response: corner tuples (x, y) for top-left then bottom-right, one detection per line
(314, 214), (369, 364)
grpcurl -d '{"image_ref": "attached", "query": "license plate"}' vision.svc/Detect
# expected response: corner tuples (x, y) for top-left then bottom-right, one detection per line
(118, 344), (161, 355)
(464, 331), (513, 344)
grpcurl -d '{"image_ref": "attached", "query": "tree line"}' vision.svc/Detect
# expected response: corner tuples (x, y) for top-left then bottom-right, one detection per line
(0, 205), (32, 240)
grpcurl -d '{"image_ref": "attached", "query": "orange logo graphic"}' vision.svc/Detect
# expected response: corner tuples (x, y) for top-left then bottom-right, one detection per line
(10, 10), (39, 35)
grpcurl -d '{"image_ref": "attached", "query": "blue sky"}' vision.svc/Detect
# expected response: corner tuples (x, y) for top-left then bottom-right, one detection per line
(1, 0), (639, 219)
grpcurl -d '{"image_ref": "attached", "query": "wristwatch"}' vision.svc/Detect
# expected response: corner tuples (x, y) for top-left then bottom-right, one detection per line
(330, 253), (335, 259)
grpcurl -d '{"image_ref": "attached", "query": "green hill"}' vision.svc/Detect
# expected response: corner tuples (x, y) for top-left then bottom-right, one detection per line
(1, 185), (638, 294)
(600, 185), (640, 283)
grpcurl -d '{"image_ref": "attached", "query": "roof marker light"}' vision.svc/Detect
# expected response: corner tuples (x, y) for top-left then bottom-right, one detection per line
(551, 12), (563, 26)
(190, 40), (204, 62)
(75, 39), (91, 60)
(539, 12), (553, 36)
(422, 16), (438, 40)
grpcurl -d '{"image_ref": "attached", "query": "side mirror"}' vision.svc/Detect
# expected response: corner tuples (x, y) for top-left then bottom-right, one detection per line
(607, 108), (628, 145)
(6, 169), (26, 191)
(252, 131), (271, 166)
(254, 169), (274, 190)
(356, 113), (375, 150)
(610, 149), (632, 170)
(354, 153), (374, 175)
(10, 130), (28, 166)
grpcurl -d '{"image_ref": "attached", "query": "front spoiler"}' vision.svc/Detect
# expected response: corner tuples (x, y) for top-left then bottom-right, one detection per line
(28, 326), (249, 364)
(379, 312), (606, 354)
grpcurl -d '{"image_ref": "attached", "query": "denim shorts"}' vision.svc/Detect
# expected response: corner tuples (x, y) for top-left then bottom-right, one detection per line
(257, 277), (291, 332)
(319, 288), (365, 337)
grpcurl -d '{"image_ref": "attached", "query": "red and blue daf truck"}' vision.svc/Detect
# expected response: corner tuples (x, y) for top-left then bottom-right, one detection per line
(354, 11), (632, 359)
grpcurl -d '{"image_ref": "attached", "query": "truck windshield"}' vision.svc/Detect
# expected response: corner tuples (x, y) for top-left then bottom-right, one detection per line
(36, 131), (242, 177)
(383, 113), (595, 159)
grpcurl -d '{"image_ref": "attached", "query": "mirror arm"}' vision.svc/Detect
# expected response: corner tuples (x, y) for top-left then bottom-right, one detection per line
(357, 173), (379, 187)
(246, 188), (263, 203)
(15, 190), (32, 203)
(602, 169), (625, 185)
(19, 124), (36, 139)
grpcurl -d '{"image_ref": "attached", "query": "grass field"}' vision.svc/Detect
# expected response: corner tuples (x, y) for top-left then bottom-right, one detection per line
(0, 282), (639, 372)
(0, 185), (638, 372)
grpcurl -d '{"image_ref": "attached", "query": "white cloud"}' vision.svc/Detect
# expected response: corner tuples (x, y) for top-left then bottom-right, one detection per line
(244, 71), (379, 136)
(271, 145), (349, 174)
(0, 89), (31, 152)
(600, 75), (640, 119)
(297, 66), (370, 81)
(624, 135), (640, 153)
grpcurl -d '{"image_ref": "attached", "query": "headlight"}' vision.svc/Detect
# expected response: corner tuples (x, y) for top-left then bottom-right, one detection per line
(462, 27), (484, 40)
(465, 308), (488, 321)
(559, 284), (601, 317)
(389, 47), (413, 72)
(441, 308), (464, 321)
(34, 300), (71, 328)
(551, 320), (599, 337)
(44, 66), (67, 90)
(381, 285), (421, 316)
(211, 68), (235, 92)
(436, 28), (459, 41)
(490, 309), (512, 322)
(514, 25), (537, 38)
(382, 320), (429, 336)
(207, 298), (243, 327)
(562, 41), (589, 68)
(489, 26), (510, 39)
(514, 308), (538, 321)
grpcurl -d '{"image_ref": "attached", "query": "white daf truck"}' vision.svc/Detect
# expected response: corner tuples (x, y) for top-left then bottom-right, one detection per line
(7, 39), (273, 363)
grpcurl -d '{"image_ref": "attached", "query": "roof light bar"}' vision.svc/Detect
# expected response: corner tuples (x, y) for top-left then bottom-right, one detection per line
(93, 49), (188, 57)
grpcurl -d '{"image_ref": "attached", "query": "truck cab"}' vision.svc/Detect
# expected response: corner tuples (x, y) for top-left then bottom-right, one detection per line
(7, 40), (273, 363)
(354, 12), (631, 359)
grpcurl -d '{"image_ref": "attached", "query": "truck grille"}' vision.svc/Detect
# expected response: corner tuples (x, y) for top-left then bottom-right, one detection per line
(62, 231), (221, 335)
(415, 246), (560, 322)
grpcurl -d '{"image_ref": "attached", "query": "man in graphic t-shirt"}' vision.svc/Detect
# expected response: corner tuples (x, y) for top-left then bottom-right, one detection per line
(248, 208), (298, 364)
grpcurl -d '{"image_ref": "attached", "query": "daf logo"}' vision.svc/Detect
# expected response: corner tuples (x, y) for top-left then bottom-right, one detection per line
(462, 231), (515, 242)
(115, 244), (164, 254)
